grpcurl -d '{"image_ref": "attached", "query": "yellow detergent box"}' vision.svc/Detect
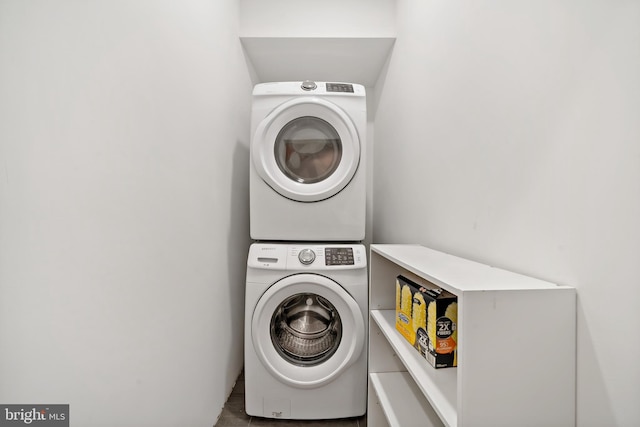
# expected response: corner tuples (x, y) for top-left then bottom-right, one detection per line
(395, 275), (458, 368)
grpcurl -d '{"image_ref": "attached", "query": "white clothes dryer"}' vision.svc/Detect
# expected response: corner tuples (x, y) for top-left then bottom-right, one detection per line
(245, 243), (368, 419)
(250, 81), (366, 241)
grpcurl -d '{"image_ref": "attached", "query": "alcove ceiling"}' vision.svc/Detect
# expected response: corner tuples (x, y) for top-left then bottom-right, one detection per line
(240, 37), (396, 87)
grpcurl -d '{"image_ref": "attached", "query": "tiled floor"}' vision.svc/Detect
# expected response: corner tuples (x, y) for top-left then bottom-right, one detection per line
(214, 371), (367, 427)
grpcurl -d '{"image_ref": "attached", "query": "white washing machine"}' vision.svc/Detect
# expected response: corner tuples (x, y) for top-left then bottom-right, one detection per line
(250, 81), (366, 241)
(245, 243), (368, 419)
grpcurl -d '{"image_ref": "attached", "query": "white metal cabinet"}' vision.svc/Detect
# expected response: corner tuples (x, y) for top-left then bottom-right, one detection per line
(368, 244), (576, 427)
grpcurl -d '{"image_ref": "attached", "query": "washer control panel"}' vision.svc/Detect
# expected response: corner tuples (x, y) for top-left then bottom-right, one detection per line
(325, 247), (355, 265)
(287, 245), (366, 269)
(247, 244), (366, 270)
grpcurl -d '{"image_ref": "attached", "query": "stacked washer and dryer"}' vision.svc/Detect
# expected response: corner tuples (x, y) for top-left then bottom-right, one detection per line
(245, 81), (368, 420)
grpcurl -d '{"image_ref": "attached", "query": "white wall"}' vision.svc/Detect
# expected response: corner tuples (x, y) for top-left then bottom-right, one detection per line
(239, 0), (396, 37)
(373, 1), (639, 426)
(0, 1), (252, 426)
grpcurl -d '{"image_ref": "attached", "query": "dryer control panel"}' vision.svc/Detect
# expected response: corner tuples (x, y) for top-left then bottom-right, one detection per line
(253, 81), (365, 97)
(326, 83), (354, 93)
(248, 243), (366, 270)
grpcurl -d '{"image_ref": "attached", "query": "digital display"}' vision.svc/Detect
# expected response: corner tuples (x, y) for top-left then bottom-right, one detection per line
(326, 83), (354, 93)
(325, 248), (354, 265)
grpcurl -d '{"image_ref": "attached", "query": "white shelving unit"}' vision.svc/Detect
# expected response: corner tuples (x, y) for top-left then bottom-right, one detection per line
(368, 244), (576, 427)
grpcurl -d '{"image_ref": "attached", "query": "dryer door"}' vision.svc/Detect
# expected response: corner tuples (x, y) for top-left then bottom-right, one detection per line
(251, 273), (365, 389)
(252, 97), (361, 202)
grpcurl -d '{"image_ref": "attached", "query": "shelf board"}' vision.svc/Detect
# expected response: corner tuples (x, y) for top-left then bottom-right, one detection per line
(370, 372), (444, 427)
(371, 244), (568, 293)
(370, 309), (457, 427)
(240, 37), (395, 87)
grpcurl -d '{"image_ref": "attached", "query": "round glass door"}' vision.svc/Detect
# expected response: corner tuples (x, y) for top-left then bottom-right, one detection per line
(251, 274), (364, 388)
(252, 98), (360, 202)
(274, 117), (342, 185)
(271, 293), (342, 366)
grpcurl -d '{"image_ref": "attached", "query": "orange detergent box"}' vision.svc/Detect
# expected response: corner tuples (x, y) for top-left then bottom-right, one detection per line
(395, 275), (458, 368)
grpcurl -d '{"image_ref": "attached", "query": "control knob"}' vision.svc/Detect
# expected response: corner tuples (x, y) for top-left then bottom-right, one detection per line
(298, 248), (316, 265)
(301, 80), (317, 91)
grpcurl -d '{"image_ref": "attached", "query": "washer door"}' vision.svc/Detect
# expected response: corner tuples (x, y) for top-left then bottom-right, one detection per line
(251, 273), (365, 389)
(252, 97), (361, 202)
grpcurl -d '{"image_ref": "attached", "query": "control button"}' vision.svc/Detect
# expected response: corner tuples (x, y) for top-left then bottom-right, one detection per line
(326, 83), (354, 93)
(301, 80), (317, 91)
(298, 248), (316, 265)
